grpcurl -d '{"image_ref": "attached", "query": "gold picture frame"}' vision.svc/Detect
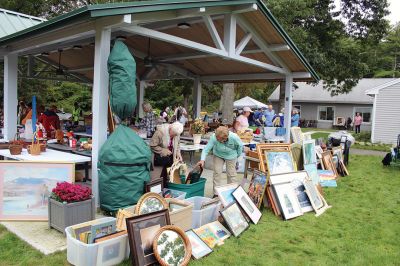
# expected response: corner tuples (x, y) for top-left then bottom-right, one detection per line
(135, 192), (168, 215)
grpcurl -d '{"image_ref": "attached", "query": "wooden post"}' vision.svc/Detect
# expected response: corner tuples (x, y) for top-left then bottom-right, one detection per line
(283, 75), (293, 142)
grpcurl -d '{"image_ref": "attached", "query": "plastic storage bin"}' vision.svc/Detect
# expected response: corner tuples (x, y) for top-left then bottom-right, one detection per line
(185, 196), (220, 229)
(66, 217), (129, 266)
(166, 198), (193, 231)
(163, 188), (187, 200)
(167, 178), (206, 199)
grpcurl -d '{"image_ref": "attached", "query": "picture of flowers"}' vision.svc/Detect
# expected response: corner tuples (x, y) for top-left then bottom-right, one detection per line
(247, 170), (268, 209)
(0, 162), (74, 221)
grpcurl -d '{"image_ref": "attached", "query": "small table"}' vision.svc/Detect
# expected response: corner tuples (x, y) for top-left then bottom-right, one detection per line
(180, 144), (206, 165)
(0, 149), (91, 181)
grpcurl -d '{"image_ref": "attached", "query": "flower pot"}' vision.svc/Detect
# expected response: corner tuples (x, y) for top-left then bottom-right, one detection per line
(193, 134), (202, 145)
(48, 197), (95, 234)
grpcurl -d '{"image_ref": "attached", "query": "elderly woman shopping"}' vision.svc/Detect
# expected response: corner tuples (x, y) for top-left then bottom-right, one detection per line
(150, 122), (184, 186)
(197, 126), (243, 196)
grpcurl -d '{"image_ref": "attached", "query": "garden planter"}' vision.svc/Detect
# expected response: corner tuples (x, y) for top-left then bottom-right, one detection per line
(193, 134), (202, 145)
(48, 197), (95, 234)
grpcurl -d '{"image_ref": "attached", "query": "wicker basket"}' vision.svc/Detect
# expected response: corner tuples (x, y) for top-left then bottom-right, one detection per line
(237, 131), (254, 143)
(9, 144), (22, 155)
(9, 133), (23, 155)
(28, 133), (41, 156)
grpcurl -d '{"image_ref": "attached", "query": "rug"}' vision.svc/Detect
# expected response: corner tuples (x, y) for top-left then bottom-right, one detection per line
(0, 221), (66, 255)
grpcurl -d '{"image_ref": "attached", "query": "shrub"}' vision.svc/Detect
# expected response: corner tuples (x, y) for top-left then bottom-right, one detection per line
(355, 132), (371, 142)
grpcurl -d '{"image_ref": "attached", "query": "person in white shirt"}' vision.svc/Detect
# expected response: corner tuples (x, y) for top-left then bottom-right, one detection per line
(235, 106), (252, 131)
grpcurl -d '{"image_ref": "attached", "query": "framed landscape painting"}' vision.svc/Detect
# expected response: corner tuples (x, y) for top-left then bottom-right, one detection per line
(265, 151), (295, 175)
(0, 161), (75, 221)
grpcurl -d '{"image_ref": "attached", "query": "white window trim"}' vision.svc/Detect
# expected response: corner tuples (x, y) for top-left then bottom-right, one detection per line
(317, 106), (335, 121)
(353, 106), (373, 125)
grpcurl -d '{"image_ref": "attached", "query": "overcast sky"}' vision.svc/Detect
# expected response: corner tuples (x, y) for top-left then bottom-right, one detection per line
(387, 0), (400, 25)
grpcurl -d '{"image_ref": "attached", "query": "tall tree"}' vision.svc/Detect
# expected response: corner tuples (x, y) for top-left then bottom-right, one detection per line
(265, 0), (390, 94)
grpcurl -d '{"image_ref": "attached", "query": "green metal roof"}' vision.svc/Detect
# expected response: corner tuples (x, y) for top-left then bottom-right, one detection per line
(0, 0), (319, 81)
(0, 8), (46, 39)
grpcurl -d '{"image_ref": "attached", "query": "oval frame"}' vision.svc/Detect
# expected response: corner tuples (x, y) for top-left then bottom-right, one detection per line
(152, 225), (192, 266)
(135, 192), (168, 215)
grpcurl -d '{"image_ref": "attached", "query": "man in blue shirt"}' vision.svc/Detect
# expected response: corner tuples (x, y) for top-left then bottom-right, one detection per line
(197, 126), (243, 196)
(263, 105), (275, 127)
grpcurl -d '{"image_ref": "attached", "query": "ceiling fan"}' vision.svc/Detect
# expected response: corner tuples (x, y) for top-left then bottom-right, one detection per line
(39, 49), (67, 76)
(143, 38), (182, 69)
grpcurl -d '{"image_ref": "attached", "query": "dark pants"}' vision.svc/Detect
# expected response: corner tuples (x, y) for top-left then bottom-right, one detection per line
(154, 154), (173, 188)
(355, 125), (361, 134)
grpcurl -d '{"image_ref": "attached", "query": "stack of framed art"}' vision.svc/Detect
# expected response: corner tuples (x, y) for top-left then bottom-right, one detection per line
(255, 142), (332, 219)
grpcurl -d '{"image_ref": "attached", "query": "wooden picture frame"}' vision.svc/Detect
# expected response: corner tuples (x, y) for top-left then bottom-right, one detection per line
(303, 179), (331, 217)
(135, 192), (169, 215)
(247, 169), (268, 209)
(126, 209), (171, 266)
(256, 143), (291, 216)
(290, 127), (303, 144)
(200, 197), (220, 210)
(116, 209), (134, 231)
(265, 151), (296, 175)
(145, 178), (164, 194)
(94, 230), (127, 243)
(153, 225), (192, 266)
(321, 151), (338, 178)
(0, 161), (75, 221)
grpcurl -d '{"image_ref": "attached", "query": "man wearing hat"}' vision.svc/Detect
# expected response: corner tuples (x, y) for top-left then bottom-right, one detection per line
(236, 106), (252, 131)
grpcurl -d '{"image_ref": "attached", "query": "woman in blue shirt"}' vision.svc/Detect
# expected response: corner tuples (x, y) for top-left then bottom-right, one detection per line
(197, 126), (243, 196)
(291, 109), (300, 127)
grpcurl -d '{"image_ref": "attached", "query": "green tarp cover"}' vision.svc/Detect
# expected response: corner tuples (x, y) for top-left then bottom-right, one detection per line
(98, 125), (152, 212)
(108, 40), (137, 120)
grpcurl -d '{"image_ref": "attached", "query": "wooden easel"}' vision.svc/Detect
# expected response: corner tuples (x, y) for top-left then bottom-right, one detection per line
(256, 143), (291, 216)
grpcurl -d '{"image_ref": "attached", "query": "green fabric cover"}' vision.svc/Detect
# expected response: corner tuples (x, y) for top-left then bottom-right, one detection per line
(108, 40), (137, 120)
(98, 125), (151, 212)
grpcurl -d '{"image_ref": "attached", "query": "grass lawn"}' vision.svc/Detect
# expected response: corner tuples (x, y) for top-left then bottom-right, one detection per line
(1, 155), (399, 265)
(352, 143), (392, 152)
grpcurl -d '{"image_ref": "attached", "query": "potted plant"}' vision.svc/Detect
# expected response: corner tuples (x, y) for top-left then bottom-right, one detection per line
(191, 118), (205, 145)
(48, 182), (95, 234)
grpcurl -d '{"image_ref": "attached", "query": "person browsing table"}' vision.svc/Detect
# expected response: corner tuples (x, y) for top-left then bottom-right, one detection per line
(197, 126), (243, 196)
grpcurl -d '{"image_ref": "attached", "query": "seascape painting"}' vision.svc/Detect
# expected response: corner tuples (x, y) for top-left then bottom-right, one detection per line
(265, 151), (295, 175)
(0, 162), (74, 220)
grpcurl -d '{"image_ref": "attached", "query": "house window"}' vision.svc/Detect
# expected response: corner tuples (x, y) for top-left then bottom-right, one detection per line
(318, 106), (334, 121)
(293, 105), (301, 117)
(354, 107), (372, 123)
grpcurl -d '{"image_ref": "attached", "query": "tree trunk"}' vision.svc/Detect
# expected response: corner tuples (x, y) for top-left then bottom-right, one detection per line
(278, 81), (286, 113)
(220, 83), (235, 124)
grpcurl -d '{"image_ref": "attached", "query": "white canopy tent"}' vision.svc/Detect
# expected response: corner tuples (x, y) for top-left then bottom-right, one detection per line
(234, 96), (268, 109)
(0, 0), (318, 206)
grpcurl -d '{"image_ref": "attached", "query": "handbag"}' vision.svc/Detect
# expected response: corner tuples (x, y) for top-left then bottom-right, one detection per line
(167, 161), (188, 184)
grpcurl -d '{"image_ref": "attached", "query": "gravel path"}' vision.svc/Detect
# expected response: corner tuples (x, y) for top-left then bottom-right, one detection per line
(350, 148), (387, 157)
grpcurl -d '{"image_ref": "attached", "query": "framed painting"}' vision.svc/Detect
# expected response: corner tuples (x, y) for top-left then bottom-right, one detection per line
(145, 178), (163, 194)
(304, 163), (320, 185)
(126, 209), (170, 266)
(269, 171), (313, 213)
(0, 161), (75, 221)
(273, 182), (303, 220)
(215, 183), (239, 207)
(290, 127), (303, 144)
(232, 186), (262, 224)
(193, 221), (231, 248)
(220, 202), (249, 237)
(265, 151), (296, 175)
(303, 179), (331, 216)
(247, 170), (268, 209)
(302, 139), (317, 165)
(185, 230), (213, 259)
(321, 151), (338, 178)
